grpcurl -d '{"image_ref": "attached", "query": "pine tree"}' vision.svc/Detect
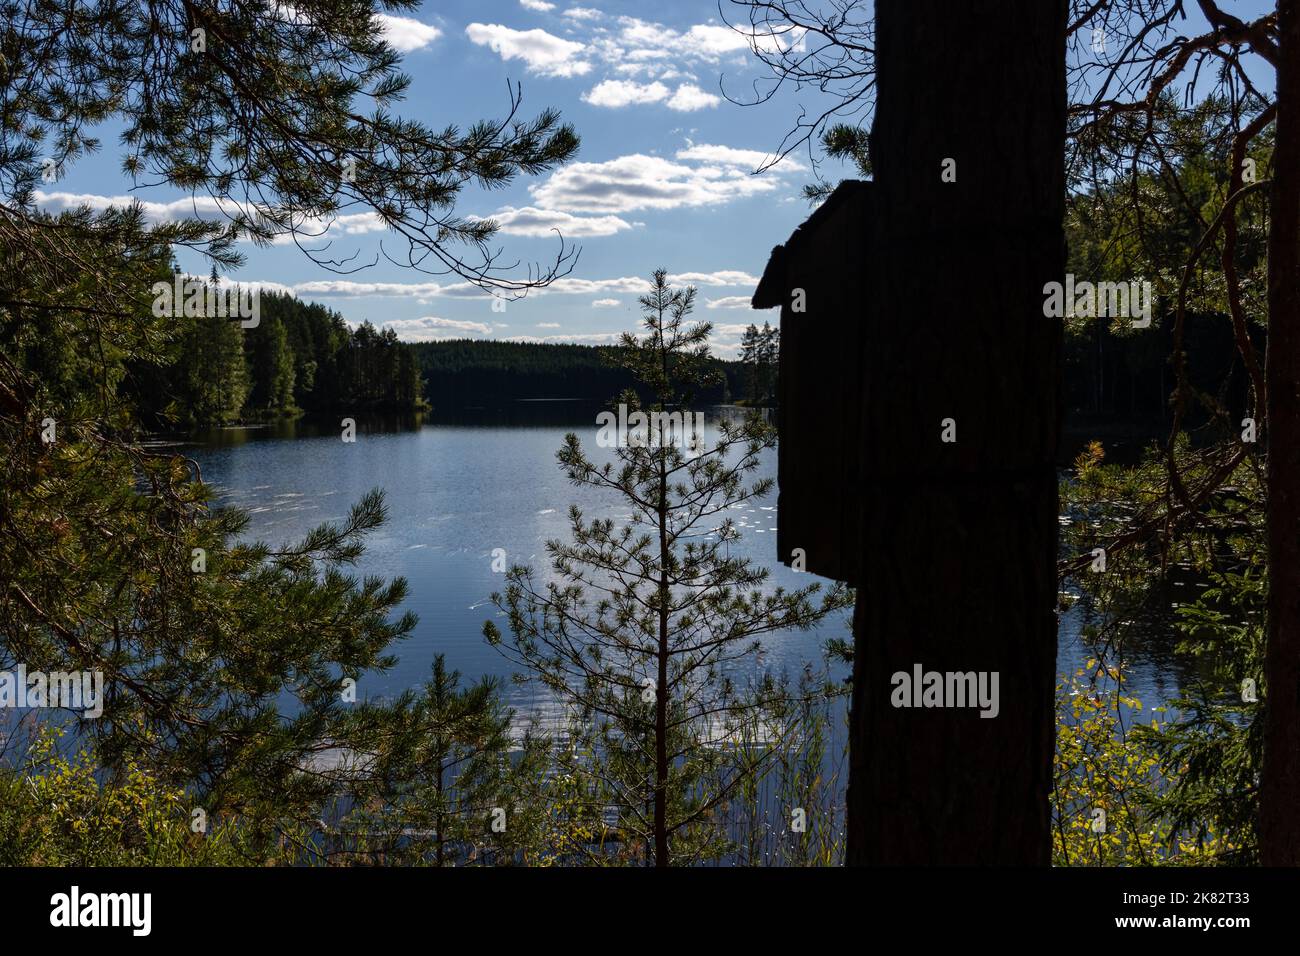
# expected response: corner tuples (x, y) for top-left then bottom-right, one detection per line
(739, 324), (761, 404)
(757, 322), (779, 405)
(1, 0), (580, 294)
(483, 270), (851, 866)
(331, 654), (530, 866)
(1, 0), (581, 855)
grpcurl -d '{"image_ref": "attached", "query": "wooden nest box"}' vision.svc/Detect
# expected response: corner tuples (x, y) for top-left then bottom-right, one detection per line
(751, 180), (872, 587)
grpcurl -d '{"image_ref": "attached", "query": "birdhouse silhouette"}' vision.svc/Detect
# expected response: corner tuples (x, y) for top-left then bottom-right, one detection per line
(751, 180), (872, 586)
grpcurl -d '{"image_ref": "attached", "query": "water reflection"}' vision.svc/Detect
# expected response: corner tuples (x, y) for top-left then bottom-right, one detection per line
(182, 406), (1190, 722)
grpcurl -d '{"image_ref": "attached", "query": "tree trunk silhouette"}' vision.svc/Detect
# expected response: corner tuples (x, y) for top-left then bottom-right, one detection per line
(1262, 0), (1300, 867)
(846, 0), (1065, 864)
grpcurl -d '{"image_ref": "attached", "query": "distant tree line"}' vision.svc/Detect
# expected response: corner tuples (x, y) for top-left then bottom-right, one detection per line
(409, 339), (744, 407)
(129, 288), (425, 428)
(408, 320), (1247, 433)
(115, 270), (1255, 438)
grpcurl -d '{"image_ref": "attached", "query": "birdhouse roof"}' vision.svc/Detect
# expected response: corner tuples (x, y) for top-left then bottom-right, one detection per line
(751, 179), (869, 309)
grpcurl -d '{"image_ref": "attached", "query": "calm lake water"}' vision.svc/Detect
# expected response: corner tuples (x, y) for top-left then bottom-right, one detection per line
(183, 405), (1196, 723)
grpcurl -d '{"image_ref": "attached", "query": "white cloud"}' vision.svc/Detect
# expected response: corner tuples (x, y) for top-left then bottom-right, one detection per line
(465, 23), (591, 77)
(611, 61), (661, 78)
(33, 190), (396, 244)
(546, 276), (653, 295)
(290, 279), (461, 302)
(519, 0), (556, 10)
(506, 331), (630, 345)
(592, 298), (621, 307)
(754, 25), (807, 57)
(326, 211), (389, 234)
(529, 153), (784, 214)
(526, 272), (756, 295)
(537, 322), (562, 328)
(376, 14), (441, 52)
(678, 24), (750, 58)
(477, 205), (634, 237)
(34, 189), (225, 221)
(176, 273), (296, 298)
(203, 272), (754, 308)
(383, 316), (493, 341)
(666, 83), (720, 111)
(607, 17), (798, 65)
(669, 270), (760, 286)
(458, 14), (801, 115)
(626, 48), (671, 62)
(581, 79), (719, 112)
(675, 143), (801, 171)
(613, 18), (679, 56)
(705, 296), (754, 309)
(582, 79), (669, 108)
(269, 210), (388, 243)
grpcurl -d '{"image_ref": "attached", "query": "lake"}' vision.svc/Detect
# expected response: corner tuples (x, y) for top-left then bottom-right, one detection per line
(184, 405), (1199, 727)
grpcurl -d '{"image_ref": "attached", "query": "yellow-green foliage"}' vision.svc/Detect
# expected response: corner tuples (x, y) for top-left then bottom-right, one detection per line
(0, 728), (299, 866)
(1052, 665), (1242, 865)
(2, 675), (1249, 868)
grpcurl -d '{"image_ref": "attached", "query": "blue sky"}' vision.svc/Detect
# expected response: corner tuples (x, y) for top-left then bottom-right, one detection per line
(32, 0), (1277, 355)
(37, 0), (830, 355)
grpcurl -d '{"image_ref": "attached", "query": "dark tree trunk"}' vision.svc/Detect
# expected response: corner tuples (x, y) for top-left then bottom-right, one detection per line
(1262, 0), (1300, 867)
(846, 0), (1065, 864)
